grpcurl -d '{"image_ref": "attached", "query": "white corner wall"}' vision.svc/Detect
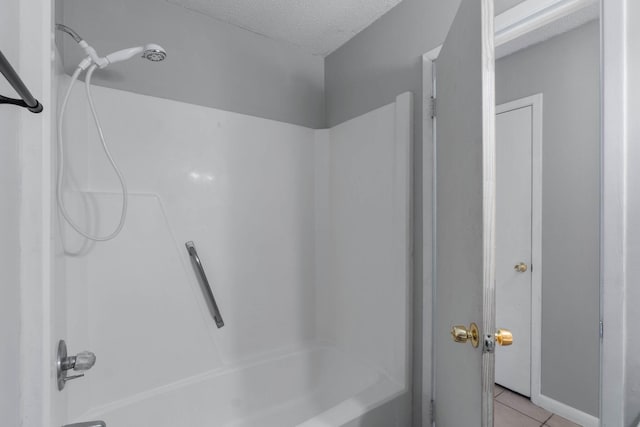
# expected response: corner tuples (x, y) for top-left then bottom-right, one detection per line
(315, 92), (413, 389)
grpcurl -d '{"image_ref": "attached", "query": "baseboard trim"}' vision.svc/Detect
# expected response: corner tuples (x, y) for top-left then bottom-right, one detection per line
(532, 393), (599, 427)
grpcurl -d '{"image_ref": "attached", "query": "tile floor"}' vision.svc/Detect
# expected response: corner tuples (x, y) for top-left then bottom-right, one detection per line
(494, 384), (582, 427)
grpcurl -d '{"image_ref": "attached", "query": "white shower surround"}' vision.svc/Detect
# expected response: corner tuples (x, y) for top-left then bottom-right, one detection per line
(59, 81), (412, 426)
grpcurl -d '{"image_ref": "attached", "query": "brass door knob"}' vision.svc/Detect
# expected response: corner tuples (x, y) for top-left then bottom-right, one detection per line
(514, 262), (528, 273)
(451, 322), (479, 348)
(495, 329), (513, 346)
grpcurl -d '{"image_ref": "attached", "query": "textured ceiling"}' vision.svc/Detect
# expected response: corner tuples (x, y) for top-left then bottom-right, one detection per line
(166, 0), (530, 56)
(165, 0), (403, 56)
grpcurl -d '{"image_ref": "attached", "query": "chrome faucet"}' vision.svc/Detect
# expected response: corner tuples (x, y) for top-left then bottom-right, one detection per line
(62, 422), (106, 427)
(56, 340), (97, 390)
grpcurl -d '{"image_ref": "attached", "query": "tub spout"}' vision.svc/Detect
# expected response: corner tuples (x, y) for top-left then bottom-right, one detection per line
(62, 422), (106, 427)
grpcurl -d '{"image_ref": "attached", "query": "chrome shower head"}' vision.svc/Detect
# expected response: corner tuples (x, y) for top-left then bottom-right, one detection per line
(143, 44), (167, 62)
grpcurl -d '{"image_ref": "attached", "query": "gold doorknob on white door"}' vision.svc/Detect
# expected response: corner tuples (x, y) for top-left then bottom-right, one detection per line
(451, 322), (479, 348)
(514, 262), (528, 273)
(495, 328), (513, 346)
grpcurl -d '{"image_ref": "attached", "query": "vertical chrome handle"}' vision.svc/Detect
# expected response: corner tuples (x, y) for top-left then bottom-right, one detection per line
(185, 241), (225, 328)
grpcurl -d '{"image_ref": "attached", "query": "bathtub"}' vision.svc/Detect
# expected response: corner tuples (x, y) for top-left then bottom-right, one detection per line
(78, 346), (407, 427)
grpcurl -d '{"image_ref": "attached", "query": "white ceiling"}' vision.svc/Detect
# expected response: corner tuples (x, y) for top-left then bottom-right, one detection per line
(166, 0), (529, 57)
(166, 0), (403, 56)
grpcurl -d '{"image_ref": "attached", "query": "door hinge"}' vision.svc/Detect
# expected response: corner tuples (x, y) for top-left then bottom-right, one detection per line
(600, 321), (604, 338)
(430, 399), (435, 425)
(430, 96), (437, 118)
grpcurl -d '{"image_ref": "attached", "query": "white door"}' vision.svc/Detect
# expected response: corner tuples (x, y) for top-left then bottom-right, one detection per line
(433, 0), (497, 425)
(495, 105), (533, 396)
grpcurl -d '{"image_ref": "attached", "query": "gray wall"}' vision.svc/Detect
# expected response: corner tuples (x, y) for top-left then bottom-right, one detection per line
(496, 21), (600, 417)
(0, 0), (22, 425)
(59, 0), (325, 129)
(324, 0), (524, 125)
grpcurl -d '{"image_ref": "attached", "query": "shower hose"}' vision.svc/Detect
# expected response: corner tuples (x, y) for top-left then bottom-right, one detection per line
(57, 64), (128, 241)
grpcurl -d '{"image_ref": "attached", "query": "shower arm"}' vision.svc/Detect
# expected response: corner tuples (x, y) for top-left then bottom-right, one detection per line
(55, 24), (83, 43)
(55, 24), (107, 68)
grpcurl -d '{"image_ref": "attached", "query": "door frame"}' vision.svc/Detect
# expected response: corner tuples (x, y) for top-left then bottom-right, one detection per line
(496, 94), (543, 407)
(600, 1), (626, 425)
(422, 0), (599, 424)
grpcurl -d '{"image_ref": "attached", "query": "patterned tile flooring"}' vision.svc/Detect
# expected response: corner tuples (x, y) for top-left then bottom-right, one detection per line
(494, 384), (582, 427)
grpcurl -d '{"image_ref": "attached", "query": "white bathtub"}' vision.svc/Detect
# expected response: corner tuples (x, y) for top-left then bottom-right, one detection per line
(78, 346), (407, 427)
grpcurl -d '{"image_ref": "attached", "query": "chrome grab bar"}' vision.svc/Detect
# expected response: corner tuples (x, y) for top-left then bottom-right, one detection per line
(185, 241), (225, 328)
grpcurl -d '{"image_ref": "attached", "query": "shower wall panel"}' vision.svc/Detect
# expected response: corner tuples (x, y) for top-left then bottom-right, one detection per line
(62, 84), (317, 413)
(315, 93), (412, 388)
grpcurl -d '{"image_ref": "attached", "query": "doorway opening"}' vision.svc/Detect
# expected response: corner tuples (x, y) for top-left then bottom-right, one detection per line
(495, 94), (543, 401)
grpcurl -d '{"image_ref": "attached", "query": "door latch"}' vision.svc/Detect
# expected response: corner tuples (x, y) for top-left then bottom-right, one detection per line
(484, 329), (514, 353)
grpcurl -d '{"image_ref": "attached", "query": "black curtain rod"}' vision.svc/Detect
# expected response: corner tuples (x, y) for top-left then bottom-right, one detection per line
(0, 49), (43, 113)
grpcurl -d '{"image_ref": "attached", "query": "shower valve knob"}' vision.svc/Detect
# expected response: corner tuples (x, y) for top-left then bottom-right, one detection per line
(73, 351), (97, 371)
(57, 340), (97, 390)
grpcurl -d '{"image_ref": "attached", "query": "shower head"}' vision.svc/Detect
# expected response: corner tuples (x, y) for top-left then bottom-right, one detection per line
(55, 24), (168, 69)
(143, 44), (167, 62)
(104, 44), (167, 67)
